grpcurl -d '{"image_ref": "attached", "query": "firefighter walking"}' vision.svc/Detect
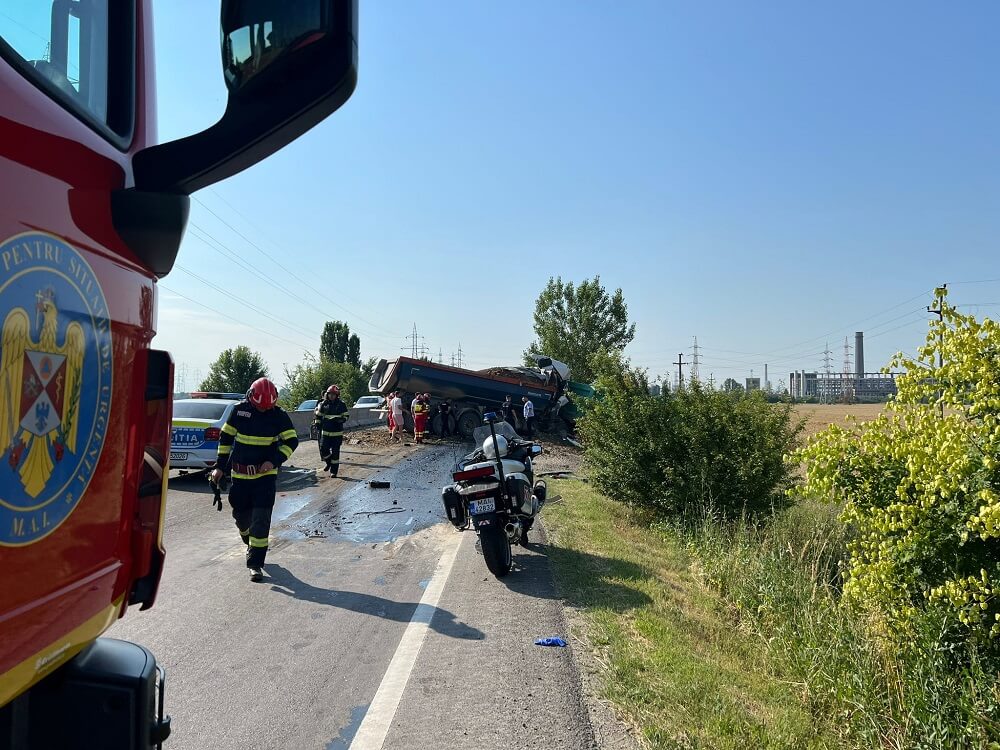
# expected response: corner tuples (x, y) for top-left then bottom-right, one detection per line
(211, 378), (298, 582)
(314, 384), (349, 476)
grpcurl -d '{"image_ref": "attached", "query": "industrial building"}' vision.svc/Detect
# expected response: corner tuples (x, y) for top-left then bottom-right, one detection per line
(789, 332), (897, 402)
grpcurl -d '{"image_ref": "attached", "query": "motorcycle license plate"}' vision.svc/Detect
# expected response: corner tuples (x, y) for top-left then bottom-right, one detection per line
(169, 452), (188, 461)
(470, 498), (496, 514)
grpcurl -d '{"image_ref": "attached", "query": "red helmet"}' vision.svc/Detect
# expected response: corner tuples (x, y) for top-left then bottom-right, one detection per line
(247, 377), (278, 410)
(326, 384), (341, 396)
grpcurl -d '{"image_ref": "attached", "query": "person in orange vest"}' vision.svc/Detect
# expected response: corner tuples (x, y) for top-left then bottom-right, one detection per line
(413, 393), (430, 443)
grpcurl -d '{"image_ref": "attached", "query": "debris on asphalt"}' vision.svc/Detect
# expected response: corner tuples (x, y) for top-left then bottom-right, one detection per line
(353, 507), (406, 518)
(368, 480), (390, 489)
(534, 637), (568, 647)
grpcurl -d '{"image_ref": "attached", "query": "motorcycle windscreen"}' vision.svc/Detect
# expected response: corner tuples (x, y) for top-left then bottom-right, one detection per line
(472, 421), (520, 446)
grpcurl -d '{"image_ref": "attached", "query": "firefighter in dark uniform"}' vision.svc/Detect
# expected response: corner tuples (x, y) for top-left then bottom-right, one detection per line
(500, 394), (517, 430)
(211, 377), (298, 582)
(314, 384), (349, 476)
(438, 398), (452, 437)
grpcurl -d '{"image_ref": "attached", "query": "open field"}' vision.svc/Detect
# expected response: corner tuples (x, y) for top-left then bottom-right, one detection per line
(792, 403), (885, 439)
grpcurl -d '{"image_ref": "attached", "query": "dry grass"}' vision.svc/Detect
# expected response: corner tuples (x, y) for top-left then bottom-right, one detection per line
(792, 404), (885, 440)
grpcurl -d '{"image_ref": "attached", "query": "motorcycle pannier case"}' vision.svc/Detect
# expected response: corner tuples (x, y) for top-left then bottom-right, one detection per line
(441, 486), (467, 528)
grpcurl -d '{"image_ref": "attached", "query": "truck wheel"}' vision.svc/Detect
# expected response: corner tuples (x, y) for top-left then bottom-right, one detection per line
(456, 408), (481, 439)
(431, 413), (457, 436)
(480, 526), (513, 577)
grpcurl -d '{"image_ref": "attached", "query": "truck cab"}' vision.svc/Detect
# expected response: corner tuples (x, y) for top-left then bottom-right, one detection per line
(0, 2), (356, 747)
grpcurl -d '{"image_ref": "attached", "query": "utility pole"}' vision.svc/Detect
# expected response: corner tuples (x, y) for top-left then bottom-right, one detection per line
(708, 373), (715, 389)
(691, 337), (701, 383)
(927, 283), (948, 418)
(408, 323), (419, 358)
(456, 343), (464, 369)
(822, 343), (833, 404)
(675, 353), (686, 389)
(438, 348), (443, 364)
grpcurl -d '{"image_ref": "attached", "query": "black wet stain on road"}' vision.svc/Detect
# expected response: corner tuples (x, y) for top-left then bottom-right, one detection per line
(279, 446), (461, 545)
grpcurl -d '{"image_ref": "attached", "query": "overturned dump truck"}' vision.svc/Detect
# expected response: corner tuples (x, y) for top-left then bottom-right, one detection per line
(368, 356), (573, 437)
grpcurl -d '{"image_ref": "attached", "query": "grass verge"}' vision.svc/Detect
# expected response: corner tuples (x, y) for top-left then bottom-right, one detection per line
(545, 479), (837, 749)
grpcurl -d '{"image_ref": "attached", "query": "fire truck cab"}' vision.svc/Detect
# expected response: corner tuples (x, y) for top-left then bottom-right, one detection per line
(0, 2), (356, 747)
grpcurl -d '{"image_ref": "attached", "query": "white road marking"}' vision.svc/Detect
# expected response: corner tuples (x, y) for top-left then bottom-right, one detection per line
(349, 532), (463, 749)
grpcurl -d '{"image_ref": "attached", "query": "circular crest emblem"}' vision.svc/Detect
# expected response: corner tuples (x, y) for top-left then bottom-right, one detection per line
(0, 233), (113, 546)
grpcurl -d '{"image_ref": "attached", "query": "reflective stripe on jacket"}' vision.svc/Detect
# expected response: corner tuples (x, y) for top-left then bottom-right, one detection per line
(216, 401), (298, 479)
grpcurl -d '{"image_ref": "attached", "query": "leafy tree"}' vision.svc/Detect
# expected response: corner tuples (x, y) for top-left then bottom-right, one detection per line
(796, 287), (1000, 648)
(320, 321), (349, 363)
(346, 333), (361, 369)
(722, 377), (744, 393)
(524, 275), (635, 382)
(281, 354), (367, 411)
(320, 321), (362, 368)
(199, 346), (268, 394)
(361, 356), (380, 382)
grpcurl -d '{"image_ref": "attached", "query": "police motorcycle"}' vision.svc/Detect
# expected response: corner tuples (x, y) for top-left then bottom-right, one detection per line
(441, 412), (547, 577)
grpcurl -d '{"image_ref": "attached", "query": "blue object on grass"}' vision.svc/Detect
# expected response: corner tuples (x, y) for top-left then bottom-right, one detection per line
(534, 637), (568, 647)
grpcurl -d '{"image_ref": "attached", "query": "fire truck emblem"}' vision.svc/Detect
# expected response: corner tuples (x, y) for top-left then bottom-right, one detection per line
(0, 233), (113, 546)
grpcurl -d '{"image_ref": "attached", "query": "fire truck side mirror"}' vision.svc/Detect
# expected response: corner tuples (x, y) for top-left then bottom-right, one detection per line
(130, 0), (357, 197)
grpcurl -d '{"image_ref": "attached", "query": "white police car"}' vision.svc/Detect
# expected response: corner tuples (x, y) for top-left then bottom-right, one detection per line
(170, 392), (244, 471)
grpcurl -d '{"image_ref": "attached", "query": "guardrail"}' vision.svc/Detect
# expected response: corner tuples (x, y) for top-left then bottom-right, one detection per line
(288, 407), (384, 439)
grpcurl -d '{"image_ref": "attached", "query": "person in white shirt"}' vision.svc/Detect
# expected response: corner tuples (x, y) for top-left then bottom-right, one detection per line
(390, 392), (404, 441)
(521, 396), (536, 438)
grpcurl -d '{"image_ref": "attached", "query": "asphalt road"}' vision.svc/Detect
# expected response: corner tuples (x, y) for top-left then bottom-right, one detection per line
(109, 437), (598, 750)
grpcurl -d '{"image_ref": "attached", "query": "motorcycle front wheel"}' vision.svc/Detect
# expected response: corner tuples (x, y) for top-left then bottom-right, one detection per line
(480, 526), (513, 578)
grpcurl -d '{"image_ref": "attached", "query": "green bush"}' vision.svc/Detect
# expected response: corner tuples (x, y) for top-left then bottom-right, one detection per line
(580, 362), (802, 519)
(795, 288), (1000, 648)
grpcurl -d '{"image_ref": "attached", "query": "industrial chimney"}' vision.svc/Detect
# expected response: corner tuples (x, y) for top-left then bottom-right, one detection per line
(855, 332), (864, 378)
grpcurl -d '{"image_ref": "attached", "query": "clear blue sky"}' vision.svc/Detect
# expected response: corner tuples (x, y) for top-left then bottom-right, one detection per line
(143, 0), (999, 390)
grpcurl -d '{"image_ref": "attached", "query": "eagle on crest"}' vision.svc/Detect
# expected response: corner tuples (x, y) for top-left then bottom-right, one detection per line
(1, 288), (84, 498)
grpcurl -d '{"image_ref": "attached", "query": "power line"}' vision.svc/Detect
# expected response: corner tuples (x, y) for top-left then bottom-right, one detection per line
(863, 314), (931, 342)
(158, 284), (315, 351)
(185, 222), (400, 347)
(756, 287), (937, 357)
(174, 264), (320, 341)
(192, 195), (399, 338)
(207, 187), (404, 327)
(952, 278), (1000, 285)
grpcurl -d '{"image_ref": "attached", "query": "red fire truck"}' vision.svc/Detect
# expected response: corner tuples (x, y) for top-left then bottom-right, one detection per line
(0, 2), (357, 747)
